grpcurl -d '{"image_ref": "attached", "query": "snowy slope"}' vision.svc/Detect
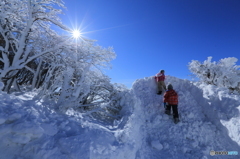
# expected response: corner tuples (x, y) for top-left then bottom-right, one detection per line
(0, 76), (240, 159)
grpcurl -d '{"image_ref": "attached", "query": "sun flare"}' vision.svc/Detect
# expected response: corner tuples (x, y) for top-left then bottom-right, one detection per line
(72, 29), (81, 39)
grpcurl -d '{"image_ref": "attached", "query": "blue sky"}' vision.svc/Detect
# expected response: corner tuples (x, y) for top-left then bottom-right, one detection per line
(61, 0), (240, 88)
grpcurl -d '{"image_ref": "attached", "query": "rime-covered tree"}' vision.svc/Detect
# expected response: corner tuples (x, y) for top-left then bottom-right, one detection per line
(0, 0), (125, 121)
(0, 0), (69, 92)
(189, 57), (240, 92)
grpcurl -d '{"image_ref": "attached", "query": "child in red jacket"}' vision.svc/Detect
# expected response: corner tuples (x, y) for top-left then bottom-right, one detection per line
(154, 70), (166, 95)
(163, 84), (179, 124)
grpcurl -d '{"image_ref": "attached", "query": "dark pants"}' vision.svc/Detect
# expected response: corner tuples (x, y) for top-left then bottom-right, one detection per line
(165, 105), (179, 119)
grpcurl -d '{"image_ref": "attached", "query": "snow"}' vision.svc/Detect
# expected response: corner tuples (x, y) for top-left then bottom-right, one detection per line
(0, 75), (240, 159)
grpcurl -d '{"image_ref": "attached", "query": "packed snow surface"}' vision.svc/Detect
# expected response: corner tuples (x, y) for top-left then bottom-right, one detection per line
(0, 76), (240, 159)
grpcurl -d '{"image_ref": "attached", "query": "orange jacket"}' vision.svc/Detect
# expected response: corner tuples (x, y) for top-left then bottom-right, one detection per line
(164, 89), (178, 105)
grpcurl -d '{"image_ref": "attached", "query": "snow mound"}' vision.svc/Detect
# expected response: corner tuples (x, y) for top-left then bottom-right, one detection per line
(130, 76), (240, 158)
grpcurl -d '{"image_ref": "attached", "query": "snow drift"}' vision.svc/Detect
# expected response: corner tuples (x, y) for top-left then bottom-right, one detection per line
(0, 76), (240, 159)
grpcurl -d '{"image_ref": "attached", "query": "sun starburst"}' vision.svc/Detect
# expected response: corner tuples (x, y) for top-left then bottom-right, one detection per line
(71, 29), (81, 39)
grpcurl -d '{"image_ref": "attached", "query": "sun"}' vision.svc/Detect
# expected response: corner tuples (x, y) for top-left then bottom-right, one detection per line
(72, 29), (81, 39)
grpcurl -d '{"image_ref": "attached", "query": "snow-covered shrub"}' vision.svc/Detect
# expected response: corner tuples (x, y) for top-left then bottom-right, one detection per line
(189, 57), (240, 92)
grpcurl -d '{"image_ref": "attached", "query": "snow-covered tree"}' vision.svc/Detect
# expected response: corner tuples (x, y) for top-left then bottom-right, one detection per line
(0, 0), (70, 92)
(0, 0), (125, 121)
(189, 57), (240, 92)
(37, 38), (123, 121)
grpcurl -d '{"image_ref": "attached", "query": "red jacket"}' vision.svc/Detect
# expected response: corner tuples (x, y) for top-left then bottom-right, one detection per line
(155, 73), (165, 82)
(164, 89), (178, 105)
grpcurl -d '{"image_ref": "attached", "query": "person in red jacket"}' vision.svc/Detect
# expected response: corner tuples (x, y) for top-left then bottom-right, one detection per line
(154, 70), (166, 95)
(163, 84), (179, 123)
